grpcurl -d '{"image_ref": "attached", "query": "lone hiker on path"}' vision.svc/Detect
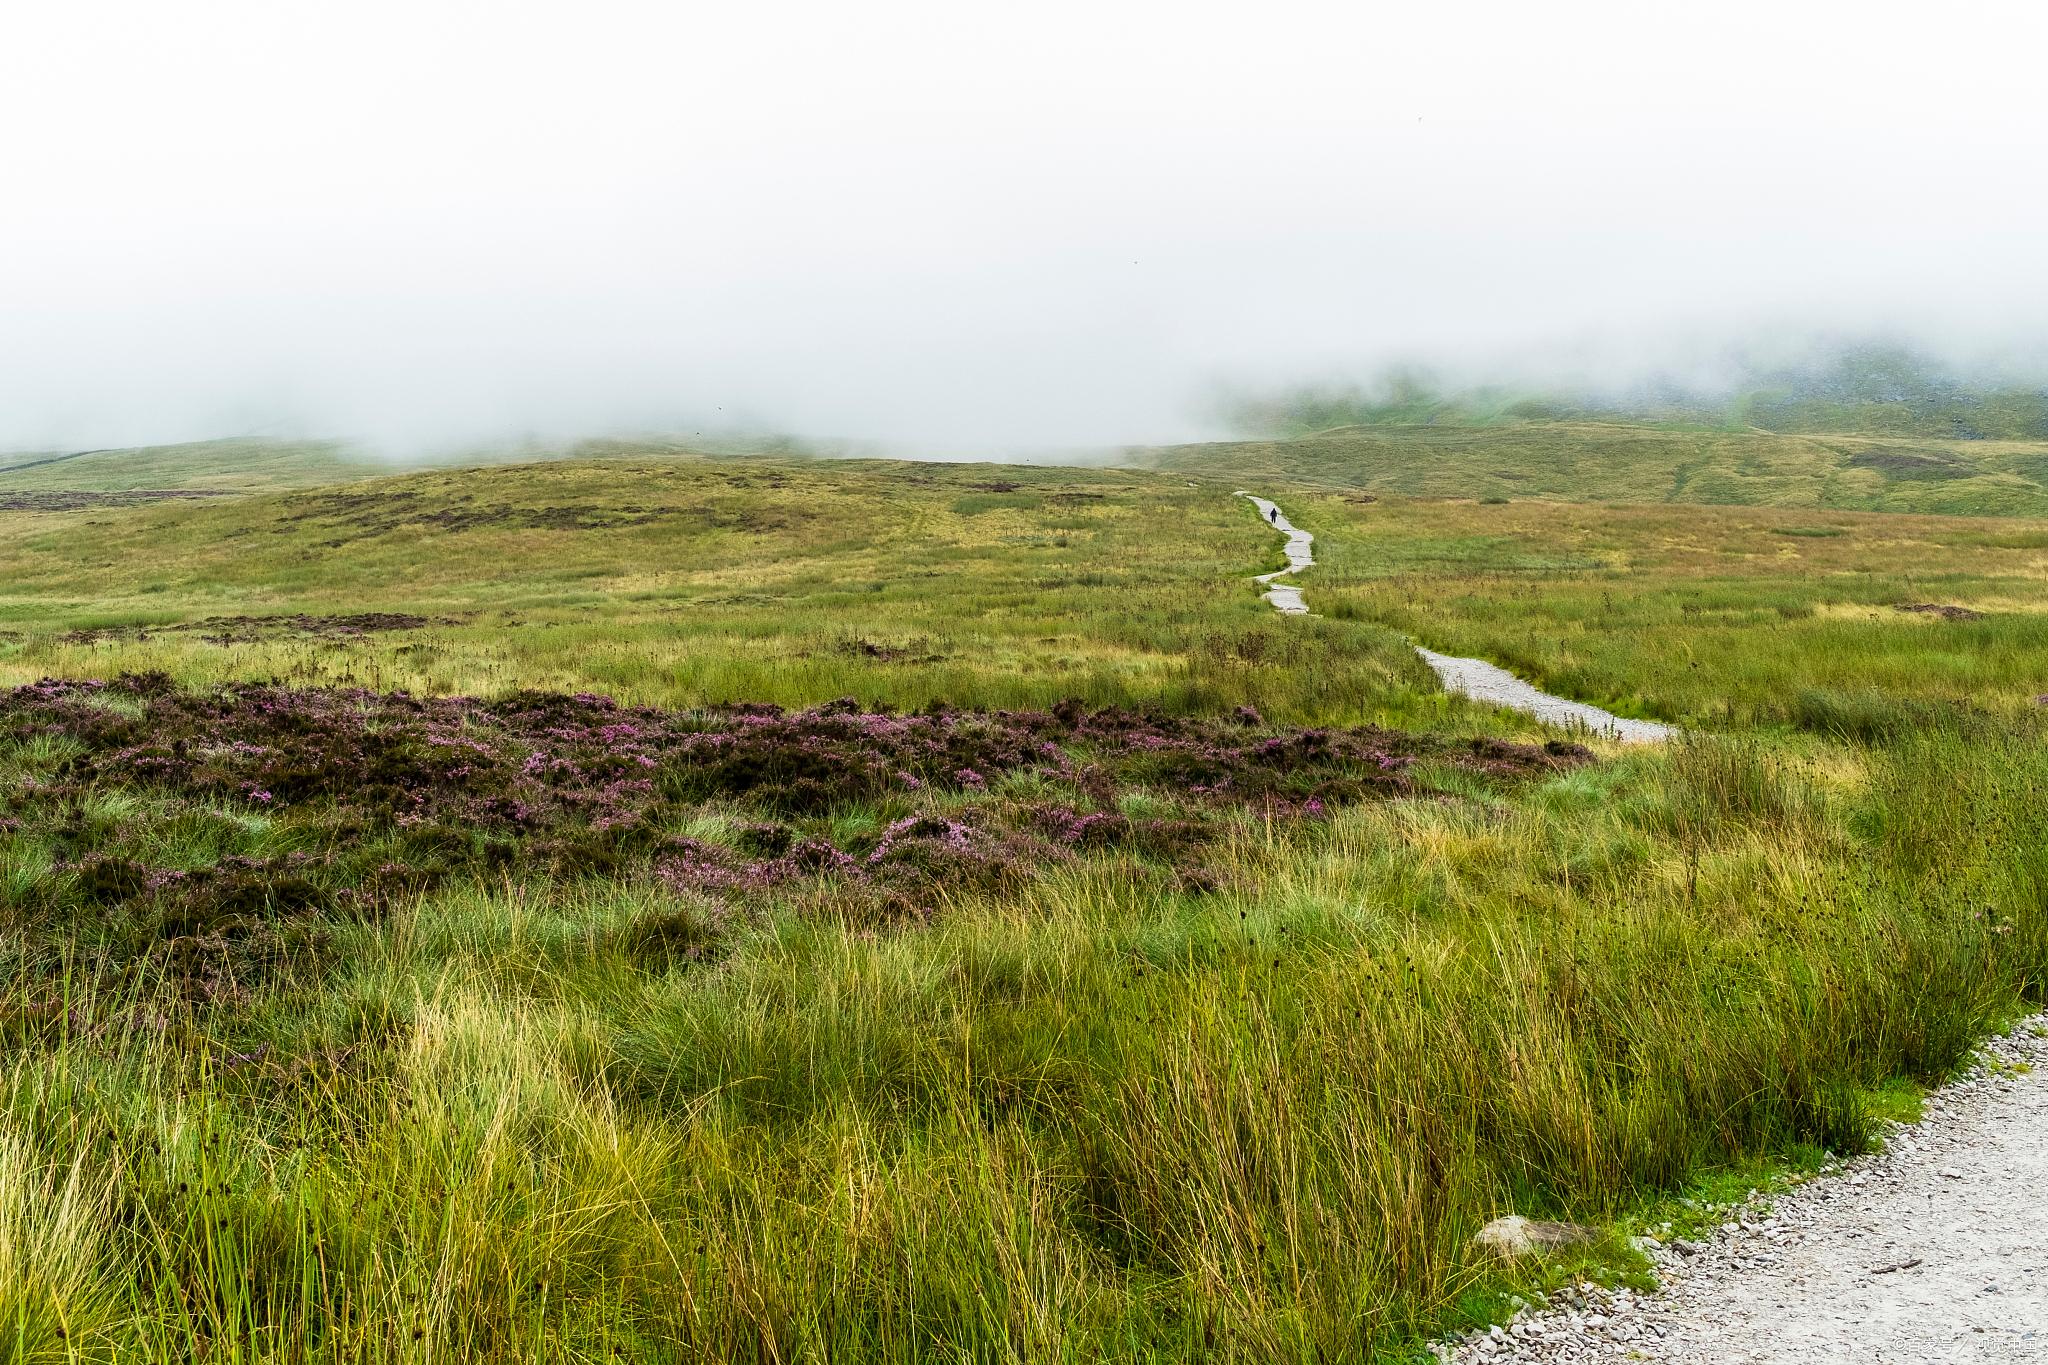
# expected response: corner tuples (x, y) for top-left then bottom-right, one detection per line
(1269, 506), (1278, 523)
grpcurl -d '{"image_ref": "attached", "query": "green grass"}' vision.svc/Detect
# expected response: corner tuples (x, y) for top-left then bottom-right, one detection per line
(0, 442), (2042, 1360)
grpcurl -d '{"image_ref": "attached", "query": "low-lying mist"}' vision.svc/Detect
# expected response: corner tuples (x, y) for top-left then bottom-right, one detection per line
(5, 3), (2044, 463)
(10, 327), (2046, 470)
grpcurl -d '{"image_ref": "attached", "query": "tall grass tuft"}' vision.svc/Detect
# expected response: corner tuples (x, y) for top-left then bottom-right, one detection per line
(0, 1128), (120, 1360)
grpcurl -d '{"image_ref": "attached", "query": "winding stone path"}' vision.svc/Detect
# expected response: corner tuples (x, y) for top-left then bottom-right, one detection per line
(1239, 493), (1674, 742)
(1236, 493), (1313, 614)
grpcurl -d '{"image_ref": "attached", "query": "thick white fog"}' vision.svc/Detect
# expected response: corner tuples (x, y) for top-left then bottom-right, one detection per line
(3, 0), (2045, 455)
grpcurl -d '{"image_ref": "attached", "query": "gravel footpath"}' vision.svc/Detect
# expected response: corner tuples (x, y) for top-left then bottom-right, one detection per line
(1437, 1016), (2048, 1364)
(1413, 647), (1674, 744)
(1240, 494), (1672, 741)
(1237, 492), (1314, 614)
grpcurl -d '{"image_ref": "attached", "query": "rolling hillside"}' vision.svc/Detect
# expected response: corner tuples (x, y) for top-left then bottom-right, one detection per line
(0, 438), (393, 494)
(1130, 420), (2048, 517)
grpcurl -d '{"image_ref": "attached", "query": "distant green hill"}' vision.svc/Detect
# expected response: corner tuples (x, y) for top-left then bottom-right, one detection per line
(0, 438), (388, 494)
(1186, 346), (2048, 514)
(1130, 420), (2048, 517)
(1224, 345), (2048, 444)
(0, 432), (842, 500)
(1730, 346), (2048, 440)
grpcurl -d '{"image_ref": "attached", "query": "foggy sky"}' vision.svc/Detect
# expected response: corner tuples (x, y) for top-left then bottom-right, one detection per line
(4, 1), (2046, 456)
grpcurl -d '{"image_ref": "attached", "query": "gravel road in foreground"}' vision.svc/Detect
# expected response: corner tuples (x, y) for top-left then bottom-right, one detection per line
(1439, 1017), (2048, 1364)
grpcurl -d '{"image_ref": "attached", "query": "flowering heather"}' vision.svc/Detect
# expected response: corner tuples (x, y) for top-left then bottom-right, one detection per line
(0, 675), (1586, 992)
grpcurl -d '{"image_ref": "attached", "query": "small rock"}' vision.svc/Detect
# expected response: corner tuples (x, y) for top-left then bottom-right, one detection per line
(1473, 1214), (1596, 1258)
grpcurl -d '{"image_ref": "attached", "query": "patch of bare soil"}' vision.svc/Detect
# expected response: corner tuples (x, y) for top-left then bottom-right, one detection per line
(274, 491), (807, 544)
(59, 613), (448, 646)
(1846, 447), (1971, 481)
(835, 637), (946, 663)
(0, 490), (234, 510)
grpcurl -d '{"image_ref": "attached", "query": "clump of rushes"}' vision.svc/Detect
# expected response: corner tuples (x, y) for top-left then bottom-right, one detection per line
(0, 675), (1583, 995)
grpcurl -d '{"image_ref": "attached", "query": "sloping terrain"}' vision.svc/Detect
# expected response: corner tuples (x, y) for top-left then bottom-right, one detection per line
(0, 438), (391, 494)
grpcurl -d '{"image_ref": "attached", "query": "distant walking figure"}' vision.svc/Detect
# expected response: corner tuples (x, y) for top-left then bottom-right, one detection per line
(1269, 507), (1278, 523)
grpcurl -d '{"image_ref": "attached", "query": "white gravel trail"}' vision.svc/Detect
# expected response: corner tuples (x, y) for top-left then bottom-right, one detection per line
(1239, 493), (1674, 743)
(1439, 1016), (2048, 1364)
(1236, 493), (1314, 614)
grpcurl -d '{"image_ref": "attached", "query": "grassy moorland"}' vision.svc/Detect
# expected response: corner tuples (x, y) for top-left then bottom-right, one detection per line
(0, 457), (1448, 725)
(0, 447), (2042, 1362)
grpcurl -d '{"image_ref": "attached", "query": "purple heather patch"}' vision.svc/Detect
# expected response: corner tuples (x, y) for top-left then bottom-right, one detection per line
(0, 675), (1589, 994)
